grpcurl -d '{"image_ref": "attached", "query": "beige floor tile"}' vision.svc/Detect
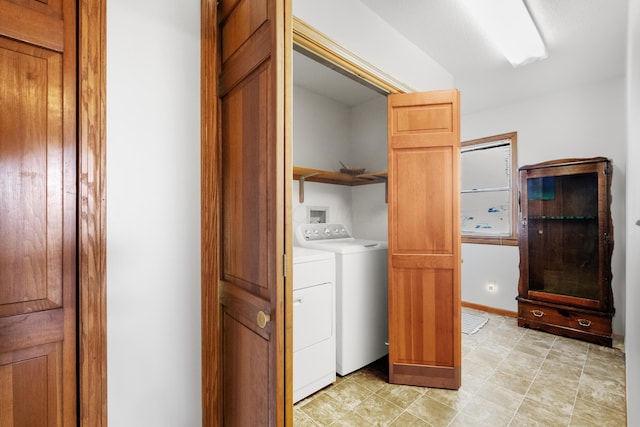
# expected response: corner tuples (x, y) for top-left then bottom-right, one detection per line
(298, 393), (350, 426)
(465, 346), (508, 370)
(293, 309), (627, 427)
(323, 379), (375, 411)
(455, 395), (515, 427)
(352, 394), (404, 426)
(375, 382), (426, 409)
(527, 378), (576, 418)
(329, 410), (372, 426)
(571, 396), (627, 426)
(509, 412), (552, 426)
(512, 339), (553, 359)
(485, 370), (533, 395)
(349, 368), (388, 393)
(424, 386), (473, 412)
(516, 396), (572, 427)
(389, 411), (431, 426)
(538, 359), (583, 384)
(293, 407), (318, 426)
(407, 395), (459, 426)
(476, 380), (525, 412)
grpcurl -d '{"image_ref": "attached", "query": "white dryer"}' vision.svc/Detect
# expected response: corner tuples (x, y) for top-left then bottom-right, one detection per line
(292, 247), (336, 402)
(295, 224), (388, 376)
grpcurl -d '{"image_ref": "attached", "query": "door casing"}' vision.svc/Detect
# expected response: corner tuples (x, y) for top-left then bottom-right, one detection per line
(77, 0), (108, 425)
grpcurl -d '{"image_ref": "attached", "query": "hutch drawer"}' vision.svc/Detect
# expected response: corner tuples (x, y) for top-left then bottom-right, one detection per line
(518, 300), (612, 345)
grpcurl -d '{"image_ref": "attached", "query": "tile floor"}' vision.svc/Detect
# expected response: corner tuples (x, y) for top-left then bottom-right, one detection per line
(294, 309), (627, 426)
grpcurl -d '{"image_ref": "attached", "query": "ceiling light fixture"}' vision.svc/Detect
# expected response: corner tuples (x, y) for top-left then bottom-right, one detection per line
(462, 0), (547, 67)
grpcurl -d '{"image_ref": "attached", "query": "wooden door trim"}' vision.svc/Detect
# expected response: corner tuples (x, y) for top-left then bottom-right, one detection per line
(78, 0), (108, 425)
(201, 1), (220, 425)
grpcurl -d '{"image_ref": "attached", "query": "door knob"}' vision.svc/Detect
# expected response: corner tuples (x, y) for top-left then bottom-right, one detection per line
(257, 310), (271, 329)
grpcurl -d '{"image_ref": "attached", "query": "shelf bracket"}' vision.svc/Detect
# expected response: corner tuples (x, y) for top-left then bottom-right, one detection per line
(298, 173), (318, 203)
(383, 176), (388, 204)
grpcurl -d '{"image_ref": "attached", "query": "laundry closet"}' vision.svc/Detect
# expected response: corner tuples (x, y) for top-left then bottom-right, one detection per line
(291, 48), (390, 402)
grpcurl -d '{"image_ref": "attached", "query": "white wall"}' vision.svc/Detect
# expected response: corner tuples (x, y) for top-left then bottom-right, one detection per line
(106, 1), (202, 425)
(292, 85), (354, 232)
(625, 0), (640, 424)
(293, 85), (352, 170)
(350, 96), (388, 240)
(461, 77), (628, 335)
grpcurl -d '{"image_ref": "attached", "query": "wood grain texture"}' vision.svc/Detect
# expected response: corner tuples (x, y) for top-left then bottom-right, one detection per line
(0, 0), (78, 423)
(213, 0), (289, 424)
(387, 90), (461, 390)
(283, 1), (293, 422)
(0, 38), (63, 318)
(78, 0), (107, 424)
(201, 0), (221, 425)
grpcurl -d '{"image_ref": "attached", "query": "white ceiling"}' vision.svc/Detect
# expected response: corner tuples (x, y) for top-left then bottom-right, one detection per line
(293, 0), (628, 115)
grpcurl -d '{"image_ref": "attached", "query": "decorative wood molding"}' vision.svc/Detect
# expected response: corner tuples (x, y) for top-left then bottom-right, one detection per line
(78, 0), (108, 425)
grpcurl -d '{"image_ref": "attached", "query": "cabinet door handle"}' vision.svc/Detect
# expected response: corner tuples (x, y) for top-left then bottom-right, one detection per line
(577, 318), (592, 327)
(531, 309), (545, 318)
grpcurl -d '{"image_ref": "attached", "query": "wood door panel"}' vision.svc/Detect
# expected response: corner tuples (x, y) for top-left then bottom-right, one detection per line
(219, 22), (271, 96)
(222, 312), (269, 426)
(388, 90), (460, 390)
(220, 0), (268, 63)
(0, 309), (63, 353)
(0, 0), (76, 423)
(389, 269), (454, 365)
(0, 0), (64, 52)
(392, 104), (453, 134)
(221, 62), (273, 296)
(0, 38), (64, 317)
(390, 147), (454, 254)
(0, 342), (63, 426)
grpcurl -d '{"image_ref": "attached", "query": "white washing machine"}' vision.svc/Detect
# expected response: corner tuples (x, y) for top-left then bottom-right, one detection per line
(292, 247), (336, 402)
(295, 224), (388, 376)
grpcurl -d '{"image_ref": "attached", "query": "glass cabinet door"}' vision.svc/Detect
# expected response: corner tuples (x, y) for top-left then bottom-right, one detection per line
(525, 172), (600, 301)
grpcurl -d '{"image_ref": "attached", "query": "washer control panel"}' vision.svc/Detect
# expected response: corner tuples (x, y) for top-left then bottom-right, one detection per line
(298, 223), (352, 241)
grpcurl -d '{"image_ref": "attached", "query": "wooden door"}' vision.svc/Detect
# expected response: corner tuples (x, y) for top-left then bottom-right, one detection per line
(0, 0), (77, 425)
(215, 0), (290, 425)
(387, 90), (461, 389)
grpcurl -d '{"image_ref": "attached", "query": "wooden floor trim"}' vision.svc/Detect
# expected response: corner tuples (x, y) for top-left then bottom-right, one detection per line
(462, 301), (517, 318)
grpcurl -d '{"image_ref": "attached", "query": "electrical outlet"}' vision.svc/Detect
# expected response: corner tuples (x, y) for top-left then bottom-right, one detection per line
(487, 282), (496, 292)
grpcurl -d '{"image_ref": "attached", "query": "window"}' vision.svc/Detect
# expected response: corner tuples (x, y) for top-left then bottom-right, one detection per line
(461, 132), (518, 245)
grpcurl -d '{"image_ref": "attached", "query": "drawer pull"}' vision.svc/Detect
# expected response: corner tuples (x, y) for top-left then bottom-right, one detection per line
(531, 309), (545, 318)
(577, 318), (592, 327)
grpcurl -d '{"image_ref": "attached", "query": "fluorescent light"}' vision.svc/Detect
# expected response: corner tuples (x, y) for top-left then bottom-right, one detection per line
(462, 0), (547, 67)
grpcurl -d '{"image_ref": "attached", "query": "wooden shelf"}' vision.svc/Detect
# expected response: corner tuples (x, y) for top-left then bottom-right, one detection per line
(293, 166), (387, 186)
(293, 166), (388, 202)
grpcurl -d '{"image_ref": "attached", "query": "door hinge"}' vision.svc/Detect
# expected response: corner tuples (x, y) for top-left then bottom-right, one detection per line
(603, 164), (610, 175)
(283, 253), (287, 277)
(604, 232), (611, 244)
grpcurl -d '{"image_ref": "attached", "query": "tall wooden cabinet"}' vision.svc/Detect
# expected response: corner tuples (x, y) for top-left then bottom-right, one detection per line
(517, 157), (614, 347)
